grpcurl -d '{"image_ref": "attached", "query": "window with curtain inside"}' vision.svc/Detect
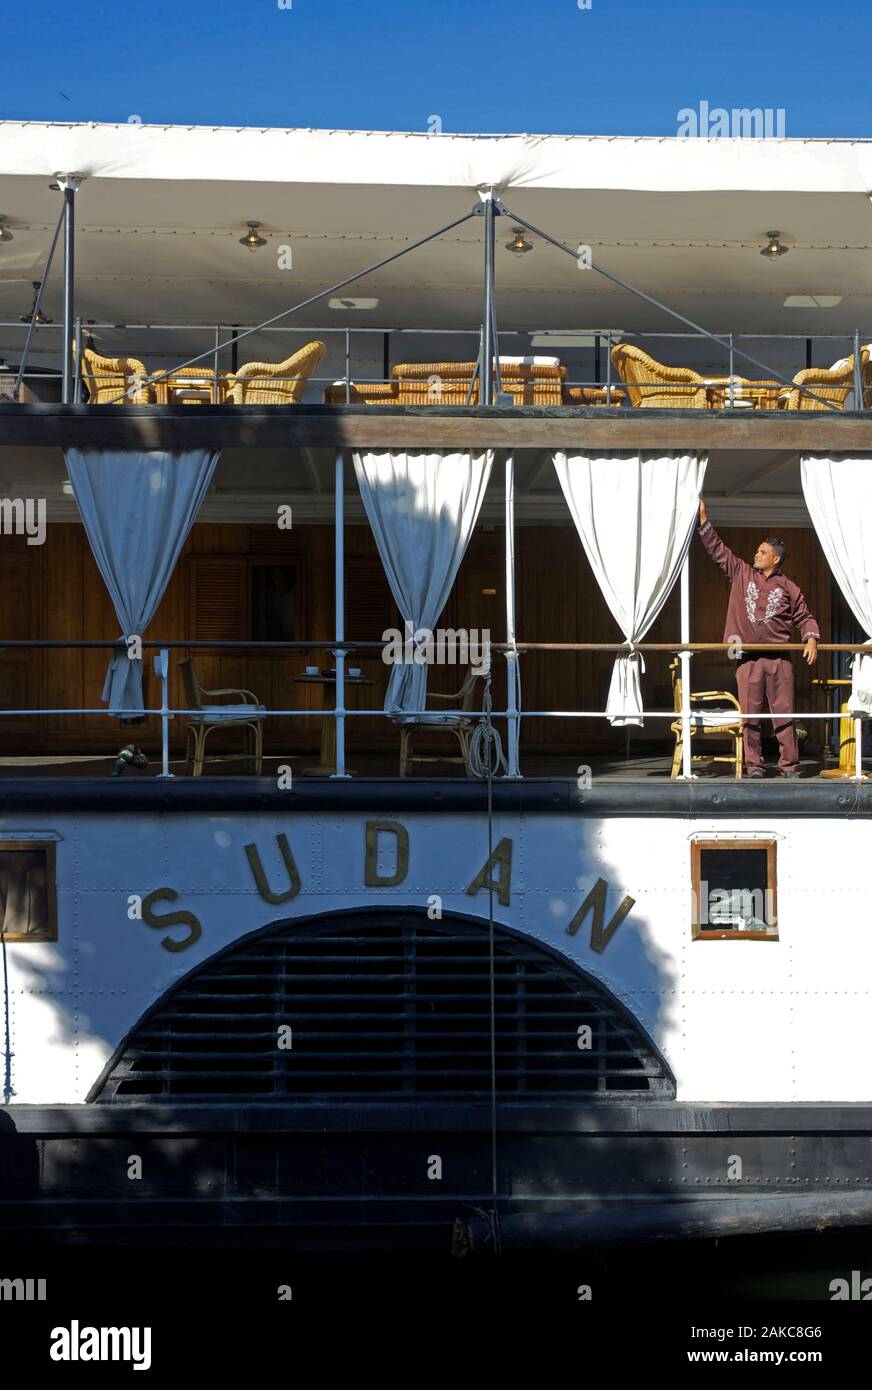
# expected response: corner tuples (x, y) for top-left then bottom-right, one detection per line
(0, 842), (56, 942)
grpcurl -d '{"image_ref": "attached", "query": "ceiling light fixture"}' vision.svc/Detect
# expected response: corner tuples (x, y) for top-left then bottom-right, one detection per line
(0, 216), (13, 243)
(328, 297), (379, 310)
(783, 294), (842, 309)
(760, 230), (788, 259)
(505, 227), (533, 256)
(239, 220), (267, 251)
(19, 282), (51, 325)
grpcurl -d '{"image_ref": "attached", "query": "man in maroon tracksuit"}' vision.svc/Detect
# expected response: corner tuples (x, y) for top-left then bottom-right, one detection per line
(697, 499), (819, 778)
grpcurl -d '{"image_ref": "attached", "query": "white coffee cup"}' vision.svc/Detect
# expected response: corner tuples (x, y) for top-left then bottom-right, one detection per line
(305, 665), (318, 675)
(349, 667), (361, 678)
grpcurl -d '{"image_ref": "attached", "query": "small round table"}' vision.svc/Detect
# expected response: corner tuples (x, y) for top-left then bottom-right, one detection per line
(293, 674), (374, 775)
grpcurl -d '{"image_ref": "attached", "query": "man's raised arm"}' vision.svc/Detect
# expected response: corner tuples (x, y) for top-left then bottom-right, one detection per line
(697, 498), (742, 579)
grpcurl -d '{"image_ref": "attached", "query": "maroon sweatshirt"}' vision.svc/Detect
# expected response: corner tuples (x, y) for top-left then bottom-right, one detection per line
(698, 520), (820, 647)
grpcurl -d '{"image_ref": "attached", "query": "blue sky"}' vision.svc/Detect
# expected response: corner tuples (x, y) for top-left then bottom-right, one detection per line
(0, 0), (868, 139)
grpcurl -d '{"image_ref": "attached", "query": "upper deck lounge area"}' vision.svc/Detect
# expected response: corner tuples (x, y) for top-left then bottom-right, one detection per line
(1, 123), (871, 787)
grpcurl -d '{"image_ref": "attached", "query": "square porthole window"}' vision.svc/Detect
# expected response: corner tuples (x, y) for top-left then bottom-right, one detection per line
(691, 839), (777, 941)
(0, 841), (57, 942)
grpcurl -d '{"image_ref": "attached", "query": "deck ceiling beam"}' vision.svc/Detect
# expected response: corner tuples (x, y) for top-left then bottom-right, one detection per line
(3, 403), (872, 452)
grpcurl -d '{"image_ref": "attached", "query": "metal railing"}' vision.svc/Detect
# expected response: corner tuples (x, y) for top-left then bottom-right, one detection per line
(0, 638), (868, 782)
(1, 322), (869, 412)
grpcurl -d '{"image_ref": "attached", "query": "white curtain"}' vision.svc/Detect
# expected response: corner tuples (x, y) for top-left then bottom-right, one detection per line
(352, 450), (493, 719)
(553, 451), (708, 725)
(801, 455), (872, 714)
(65, 449), (220, 715)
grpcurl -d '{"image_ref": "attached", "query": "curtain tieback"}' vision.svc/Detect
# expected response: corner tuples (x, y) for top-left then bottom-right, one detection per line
(623, 640), (646, 674)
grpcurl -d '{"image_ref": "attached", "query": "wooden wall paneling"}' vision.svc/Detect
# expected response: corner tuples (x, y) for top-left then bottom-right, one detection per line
(1, 515), (835, 765)
(0, 532), (42, 748)
(344, 549), (398, 747)
(80, 541), (122, 745)
(151, 534), (187, 750)
(254, 523), (310, 747)
(293, 524), (332, 753)
(188, 552), (248, 753)
(42, 524), (84, 743)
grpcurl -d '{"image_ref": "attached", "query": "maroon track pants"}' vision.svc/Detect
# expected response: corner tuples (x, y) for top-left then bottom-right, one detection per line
(735, 655), (798, 772)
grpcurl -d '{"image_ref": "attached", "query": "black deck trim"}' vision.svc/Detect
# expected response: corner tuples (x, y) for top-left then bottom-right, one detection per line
(5, 1102), (871, 1247)
(0, 775), (868, 816)
(6, 1100), (872, 1133)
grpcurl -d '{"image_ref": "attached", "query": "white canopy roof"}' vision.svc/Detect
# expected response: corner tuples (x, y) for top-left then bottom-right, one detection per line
(3, 121), (872, 192)
(1, 121), (871, 350)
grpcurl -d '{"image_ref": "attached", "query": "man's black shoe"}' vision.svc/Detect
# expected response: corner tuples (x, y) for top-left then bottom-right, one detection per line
(748, 767), (766, 778)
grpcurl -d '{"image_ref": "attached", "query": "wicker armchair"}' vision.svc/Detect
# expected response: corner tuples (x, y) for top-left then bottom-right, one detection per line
(779, 346), (871, 411)
(611, 343), (708, 409)
(178, 658), (264, 776)
(669, 659), (743, 779)
(75, 344), (154, 404)
(228, 340), (326, 405)
(398, 667), (485, 777)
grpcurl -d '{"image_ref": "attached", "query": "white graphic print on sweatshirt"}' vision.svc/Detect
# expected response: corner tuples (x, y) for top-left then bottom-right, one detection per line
(745, 581), (758, 624)
(763, 587), (784, 623)
(744, 580), (785, 626)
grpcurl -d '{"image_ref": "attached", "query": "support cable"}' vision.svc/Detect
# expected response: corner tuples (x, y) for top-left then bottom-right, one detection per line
(13, 202), (67, 401)
(474, 670), (504, 1252)
(499, 203), (843, 412)
(101, 210), (479, 405)
(1, 934), (13, 1103)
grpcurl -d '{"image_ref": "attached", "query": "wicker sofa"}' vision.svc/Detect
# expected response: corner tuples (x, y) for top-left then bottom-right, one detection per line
(324, 357), (624, 407)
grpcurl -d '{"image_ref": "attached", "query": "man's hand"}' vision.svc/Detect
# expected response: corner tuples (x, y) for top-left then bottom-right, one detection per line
(804, 636), (818, 666)
(698, 497), (707, 526)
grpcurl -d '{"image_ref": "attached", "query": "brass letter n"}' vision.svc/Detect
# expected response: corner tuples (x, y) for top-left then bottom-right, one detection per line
(565, 877), (635, 953)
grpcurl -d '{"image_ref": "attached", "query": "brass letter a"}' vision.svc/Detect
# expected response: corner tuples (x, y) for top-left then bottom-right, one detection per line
(466, 838), (513, 907)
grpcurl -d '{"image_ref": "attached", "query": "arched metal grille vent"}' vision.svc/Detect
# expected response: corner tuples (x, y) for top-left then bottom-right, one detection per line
(92, 913), (673, 1103)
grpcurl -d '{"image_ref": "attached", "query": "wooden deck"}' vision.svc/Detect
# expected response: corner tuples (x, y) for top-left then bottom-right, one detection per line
(4, 400), (872, 450)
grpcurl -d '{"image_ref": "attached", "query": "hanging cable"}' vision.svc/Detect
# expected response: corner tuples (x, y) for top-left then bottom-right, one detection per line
(1, 933), (13, 1103)
(478, 669), (502, 1253)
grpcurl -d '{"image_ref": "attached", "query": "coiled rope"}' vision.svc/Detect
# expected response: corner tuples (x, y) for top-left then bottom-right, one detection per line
(467, 672), (508, 780)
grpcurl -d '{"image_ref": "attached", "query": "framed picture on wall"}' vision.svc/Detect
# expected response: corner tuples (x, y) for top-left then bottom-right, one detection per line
(0, 841), (57, 942)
